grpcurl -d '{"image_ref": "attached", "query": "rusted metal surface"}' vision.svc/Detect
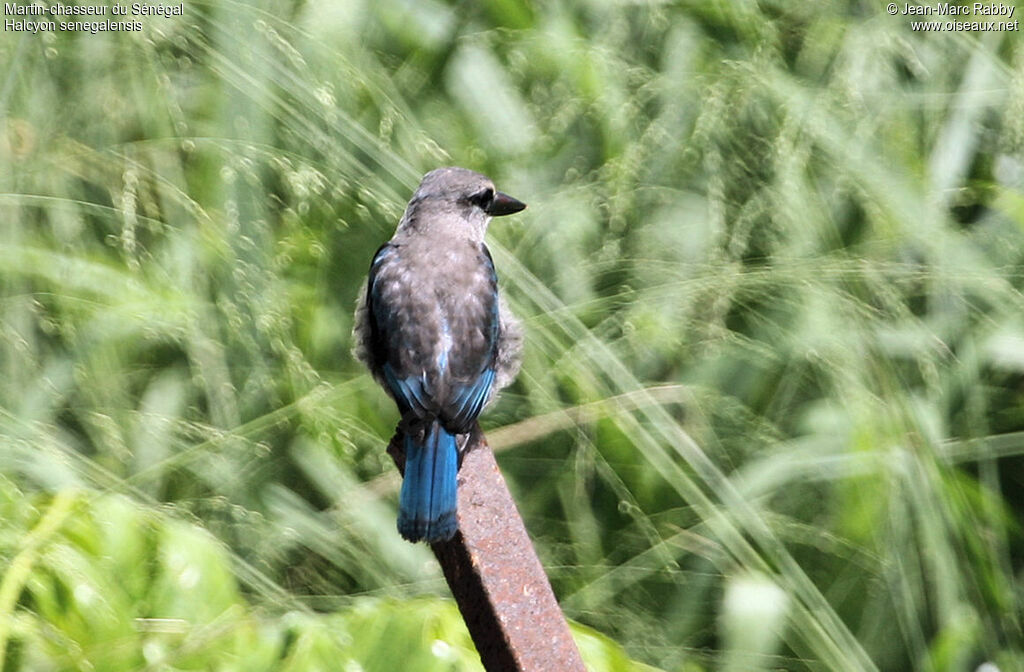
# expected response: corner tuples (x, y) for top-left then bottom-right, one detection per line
(388, 429), (586, 672)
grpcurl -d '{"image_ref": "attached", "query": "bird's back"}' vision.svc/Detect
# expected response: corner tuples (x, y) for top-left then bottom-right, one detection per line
(365, 235), (499, 431)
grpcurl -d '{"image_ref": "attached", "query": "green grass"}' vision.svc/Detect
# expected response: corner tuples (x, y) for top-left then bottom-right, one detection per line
(2, 1), (1023, 670)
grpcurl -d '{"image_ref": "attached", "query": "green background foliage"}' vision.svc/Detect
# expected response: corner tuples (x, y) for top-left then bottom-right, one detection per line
(1, 0), (1023, 670)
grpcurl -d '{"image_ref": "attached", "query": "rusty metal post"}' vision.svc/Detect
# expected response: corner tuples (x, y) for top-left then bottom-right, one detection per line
(388, 429), (586, 672)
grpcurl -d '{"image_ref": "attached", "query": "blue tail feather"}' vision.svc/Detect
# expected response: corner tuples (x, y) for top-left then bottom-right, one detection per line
(397, 422), (458, 543)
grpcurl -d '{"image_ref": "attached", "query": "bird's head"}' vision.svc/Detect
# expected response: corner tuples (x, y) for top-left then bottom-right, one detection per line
(399, 167), (526, 240)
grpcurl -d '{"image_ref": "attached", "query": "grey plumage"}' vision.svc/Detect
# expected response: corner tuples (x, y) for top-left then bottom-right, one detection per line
(493, 295), (523, 393)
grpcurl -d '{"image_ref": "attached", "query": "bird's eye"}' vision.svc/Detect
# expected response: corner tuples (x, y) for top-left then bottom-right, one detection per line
(470, 188), (494, 210)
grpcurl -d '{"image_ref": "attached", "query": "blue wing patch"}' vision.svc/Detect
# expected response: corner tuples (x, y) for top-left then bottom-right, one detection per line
(445, 368), (495, 430)
(382, 364), (435, 419)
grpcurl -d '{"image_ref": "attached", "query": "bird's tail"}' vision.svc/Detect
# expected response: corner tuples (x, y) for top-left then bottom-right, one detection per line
(397, 421), (458, 543)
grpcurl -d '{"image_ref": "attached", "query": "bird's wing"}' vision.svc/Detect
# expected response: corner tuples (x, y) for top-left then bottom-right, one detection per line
(367, 243), (436, 420)
(438, 244), (500, 432)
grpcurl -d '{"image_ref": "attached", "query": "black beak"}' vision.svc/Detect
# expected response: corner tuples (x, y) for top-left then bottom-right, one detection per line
(486, 191), (527, 217)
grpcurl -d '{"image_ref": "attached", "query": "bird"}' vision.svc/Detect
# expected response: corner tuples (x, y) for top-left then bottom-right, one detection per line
(354, 167), (525, 543)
